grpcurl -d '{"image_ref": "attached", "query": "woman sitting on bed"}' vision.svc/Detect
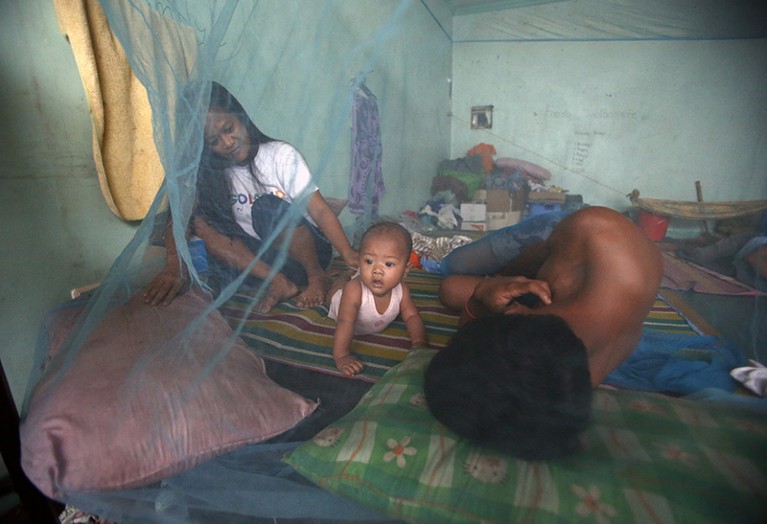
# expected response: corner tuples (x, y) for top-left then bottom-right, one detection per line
(143, 82), (359, 311)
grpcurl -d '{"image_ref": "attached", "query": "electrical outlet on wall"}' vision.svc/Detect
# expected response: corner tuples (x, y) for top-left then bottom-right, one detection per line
(471, 105), (493, 129)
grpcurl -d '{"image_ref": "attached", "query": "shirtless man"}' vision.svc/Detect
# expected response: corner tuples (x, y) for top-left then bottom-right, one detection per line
(425, 206), (663, 460)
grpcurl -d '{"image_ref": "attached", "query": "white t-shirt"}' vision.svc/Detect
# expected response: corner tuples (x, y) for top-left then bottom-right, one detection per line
(226, 141), (319, 239)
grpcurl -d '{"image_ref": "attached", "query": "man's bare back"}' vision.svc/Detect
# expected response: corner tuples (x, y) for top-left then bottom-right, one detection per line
(439, 206), (663, 385)
(531, 207), (663, 382)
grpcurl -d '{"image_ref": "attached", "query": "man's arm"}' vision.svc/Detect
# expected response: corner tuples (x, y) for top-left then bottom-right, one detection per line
(471, 276), (551, 316)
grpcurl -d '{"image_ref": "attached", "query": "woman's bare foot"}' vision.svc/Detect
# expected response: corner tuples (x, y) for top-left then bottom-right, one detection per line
(295, 272), (329, 308)
(324, 269), (354, 303)
(256, 274), (299, 314)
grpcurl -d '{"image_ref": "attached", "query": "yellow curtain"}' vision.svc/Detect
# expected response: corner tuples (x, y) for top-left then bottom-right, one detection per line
(53, 0), (163, 221)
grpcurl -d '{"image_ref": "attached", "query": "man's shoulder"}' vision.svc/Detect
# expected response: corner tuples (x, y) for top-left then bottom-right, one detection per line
(554, 207), (651, 253)
(547, 206), (662, 292)
(561, 206), (630, 230)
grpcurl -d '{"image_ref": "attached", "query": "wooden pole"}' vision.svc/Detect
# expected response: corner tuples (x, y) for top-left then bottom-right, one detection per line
(695, 180), (711, 235)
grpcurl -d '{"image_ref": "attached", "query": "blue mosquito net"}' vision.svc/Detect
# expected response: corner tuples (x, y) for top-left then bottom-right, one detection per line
(17, 1), (767, 523)
(21, 2), (449, 522)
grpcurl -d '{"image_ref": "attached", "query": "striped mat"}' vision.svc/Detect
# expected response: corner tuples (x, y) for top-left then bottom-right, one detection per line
(661, 251), (761, 296)
(220, 269), (701, 382)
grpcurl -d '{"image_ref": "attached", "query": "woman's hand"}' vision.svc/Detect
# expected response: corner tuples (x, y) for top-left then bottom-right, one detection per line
(143, 260), (189, 306)
(342, 249), (359, 270)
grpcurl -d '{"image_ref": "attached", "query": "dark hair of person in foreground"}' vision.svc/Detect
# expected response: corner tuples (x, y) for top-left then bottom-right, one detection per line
(424, 313), (593, 461)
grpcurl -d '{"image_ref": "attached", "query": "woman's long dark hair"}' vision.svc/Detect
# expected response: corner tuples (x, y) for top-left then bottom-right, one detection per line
(195, 82), (275, 235)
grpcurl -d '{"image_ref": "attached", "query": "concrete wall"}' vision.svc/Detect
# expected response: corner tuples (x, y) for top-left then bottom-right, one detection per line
(0, 0), (453, 409)
(450, 8), (767, 212)
(0, 0), (137, 408)
(3, 0), (765, 410)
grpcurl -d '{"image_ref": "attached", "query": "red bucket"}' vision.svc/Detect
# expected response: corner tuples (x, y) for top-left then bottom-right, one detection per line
(637, 210), (670, 241)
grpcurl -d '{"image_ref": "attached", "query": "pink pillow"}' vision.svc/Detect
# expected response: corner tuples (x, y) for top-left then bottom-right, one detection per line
(495, 157), (551, 181)
(21, 289), (317, 498)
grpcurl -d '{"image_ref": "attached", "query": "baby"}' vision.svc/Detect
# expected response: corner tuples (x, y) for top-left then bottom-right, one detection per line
(327, 222), (427, 375)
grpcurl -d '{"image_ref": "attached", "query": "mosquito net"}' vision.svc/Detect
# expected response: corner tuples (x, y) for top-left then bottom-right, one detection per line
(18, 0), (767, 523)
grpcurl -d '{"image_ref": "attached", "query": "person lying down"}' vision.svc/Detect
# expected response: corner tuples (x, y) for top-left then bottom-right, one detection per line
(425, 206), (663, 460)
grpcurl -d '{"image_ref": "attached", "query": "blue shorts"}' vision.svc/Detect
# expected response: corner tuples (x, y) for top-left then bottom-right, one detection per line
(209, 194), (332, 288)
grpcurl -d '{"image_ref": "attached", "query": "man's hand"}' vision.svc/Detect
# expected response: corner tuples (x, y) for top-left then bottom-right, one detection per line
(473, 276), (552, 314)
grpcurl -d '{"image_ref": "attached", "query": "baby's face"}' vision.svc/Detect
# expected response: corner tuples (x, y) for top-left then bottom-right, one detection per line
(358, 235), (409, 297)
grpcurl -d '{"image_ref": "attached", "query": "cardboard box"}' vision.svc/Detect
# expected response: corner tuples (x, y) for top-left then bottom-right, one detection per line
(460, 202), (487, 222)
(487, 211), (521, 230)
(486, 189), (511, 212)
(461, 220), (487, 232)
(484, 188), (528, 212)
(511, 189), (527, 211)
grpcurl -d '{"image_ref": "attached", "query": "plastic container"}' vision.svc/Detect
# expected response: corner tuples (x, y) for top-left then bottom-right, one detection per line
(637, 210), (670, 241)
(188, 236), (209, 272)
(528, 202), (562, 217)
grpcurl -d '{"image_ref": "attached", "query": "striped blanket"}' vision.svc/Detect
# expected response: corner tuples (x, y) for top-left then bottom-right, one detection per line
(220, 268), (703, 382)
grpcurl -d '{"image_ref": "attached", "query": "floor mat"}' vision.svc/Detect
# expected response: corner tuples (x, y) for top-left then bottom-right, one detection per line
(221, 269), (703, 381)
(661, 251), (761, 296)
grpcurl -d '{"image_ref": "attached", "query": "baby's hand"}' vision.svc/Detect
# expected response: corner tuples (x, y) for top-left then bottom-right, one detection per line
(335, 354), (364, 376)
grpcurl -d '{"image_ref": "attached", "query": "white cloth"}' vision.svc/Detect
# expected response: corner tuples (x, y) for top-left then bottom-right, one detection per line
(730, 360), (767, 397)
(328, 280), (403, 335)
(227, 141), (319, 239)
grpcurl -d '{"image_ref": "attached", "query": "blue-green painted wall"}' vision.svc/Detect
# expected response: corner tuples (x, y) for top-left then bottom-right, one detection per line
(450, 9), (767, 213)
(2, 0), (766, 411)
(0, 0), (452, 409)
(0, 0), (138, 409)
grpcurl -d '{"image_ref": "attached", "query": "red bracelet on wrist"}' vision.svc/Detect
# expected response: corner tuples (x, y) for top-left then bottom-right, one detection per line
(464, 300), (479, 320)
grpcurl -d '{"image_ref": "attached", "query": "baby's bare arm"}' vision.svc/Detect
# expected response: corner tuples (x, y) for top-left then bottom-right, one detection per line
(400, 285), (428, 347)
(334, 353), (364, 376)
(332, 279), (365, 375)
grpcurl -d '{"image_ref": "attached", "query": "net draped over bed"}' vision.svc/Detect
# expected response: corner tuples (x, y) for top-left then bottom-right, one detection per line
(22, 1), (449, 521)
(18, 1), (767, 523)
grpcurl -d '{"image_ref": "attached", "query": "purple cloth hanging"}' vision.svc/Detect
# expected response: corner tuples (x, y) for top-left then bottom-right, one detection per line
(349, 85), (384, 215)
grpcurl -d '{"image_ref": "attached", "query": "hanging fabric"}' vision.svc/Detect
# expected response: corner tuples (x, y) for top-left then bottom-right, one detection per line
(53, 0), (164, 221)
(348, 81), (384, 217)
